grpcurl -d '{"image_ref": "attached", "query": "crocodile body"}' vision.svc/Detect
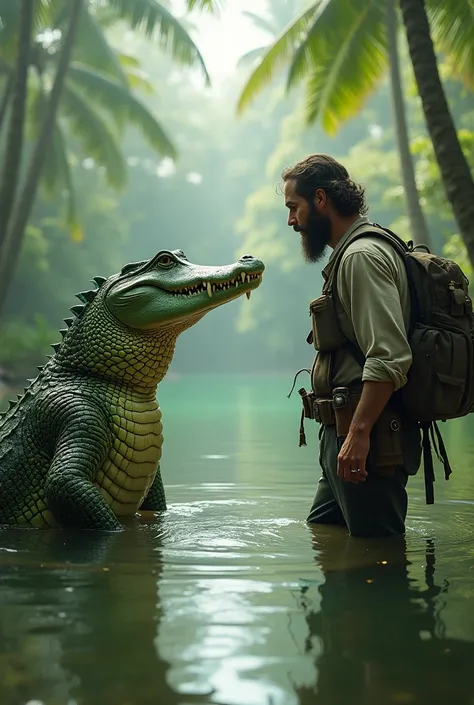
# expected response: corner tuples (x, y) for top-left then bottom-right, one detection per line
(0, 249), (264, 530)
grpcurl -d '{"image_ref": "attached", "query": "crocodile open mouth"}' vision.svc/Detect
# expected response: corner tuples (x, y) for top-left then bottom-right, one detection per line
(166, 271), (263, 299)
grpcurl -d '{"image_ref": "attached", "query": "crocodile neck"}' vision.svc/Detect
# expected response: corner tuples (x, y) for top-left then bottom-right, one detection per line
(53, 303), (184, 389)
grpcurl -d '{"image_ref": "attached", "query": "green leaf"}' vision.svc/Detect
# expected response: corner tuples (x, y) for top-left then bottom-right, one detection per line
(60, 81), (127, 189)
(284, 0), (336, 88)
(237, 46), (268, 70)
(67, 63), (176, 158)
(0, 0), (67, 59)
(296, 0), (387, 134)
(72, 4), (129, 86)
(236, 2), (320, 114)
(427, 0), (474, 89)
(115, 51), (155, 91)
(185, 0), (220, 11)
(122, 64), (154, 93)
(27, 77), (81, 239)
(47, 122), (80, 239)
(116, 51), (142, 68)
(105, 0), (211, 85)
(36, 0), (64, 25)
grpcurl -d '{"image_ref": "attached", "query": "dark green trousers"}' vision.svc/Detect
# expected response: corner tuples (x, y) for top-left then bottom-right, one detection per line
(307, 424), (420, 538)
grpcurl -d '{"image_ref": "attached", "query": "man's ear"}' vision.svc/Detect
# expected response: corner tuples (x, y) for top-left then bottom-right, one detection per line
(314, 188), (327, 208)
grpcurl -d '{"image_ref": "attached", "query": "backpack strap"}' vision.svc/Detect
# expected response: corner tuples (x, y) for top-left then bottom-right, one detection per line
(321, 221), (411, 367)
(306, 221), (411, 350)
(312, 222), (444, 506)
(323, 221), (410, 296)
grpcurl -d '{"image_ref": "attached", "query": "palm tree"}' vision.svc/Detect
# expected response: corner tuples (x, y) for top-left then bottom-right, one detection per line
(0, 0), (34, 245)
(0, 0), (84, 307)
(236, 0), (432, 249)
(386, 0), (431, 247)
(0, 0), (218, 312)
(398, 0), (474, 269)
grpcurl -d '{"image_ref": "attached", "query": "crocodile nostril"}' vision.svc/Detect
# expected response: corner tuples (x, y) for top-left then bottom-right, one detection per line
(239, 254), (255, 262)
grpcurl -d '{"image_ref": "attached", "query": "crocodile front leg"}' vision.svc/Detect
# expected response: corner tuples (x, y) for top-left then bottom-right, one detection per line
(140, 464), (166, 511)
(44, 402), (122, 531)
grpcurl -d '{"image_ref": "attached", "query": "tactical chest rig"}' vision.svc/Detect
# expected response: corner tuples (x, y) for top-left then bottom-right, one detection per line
(289, 222), (474, 504)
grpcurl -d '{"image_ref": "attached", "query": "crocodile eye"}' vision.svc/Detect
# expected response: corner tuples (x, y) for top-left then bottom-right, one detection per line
(156, 254), (175, 268)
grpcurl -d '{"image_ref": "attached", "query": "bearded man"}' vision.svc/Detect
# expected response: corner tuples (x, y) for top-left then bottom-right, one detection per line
(282, 154), (421, 537)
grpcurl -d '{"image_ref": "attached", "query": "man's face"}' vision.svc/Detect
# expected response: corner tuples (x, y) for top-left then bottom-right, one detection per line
(284, 179), (332, 263)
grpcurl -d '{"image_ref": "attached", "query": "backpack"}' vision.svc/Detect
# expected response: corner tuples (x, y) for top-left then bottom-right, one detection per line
(310, 222), (474, 504)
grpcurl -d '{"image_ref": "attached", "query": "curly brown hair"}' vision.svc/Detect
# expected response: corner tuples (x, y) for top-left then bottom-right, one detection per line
(281, 154), (368, 216)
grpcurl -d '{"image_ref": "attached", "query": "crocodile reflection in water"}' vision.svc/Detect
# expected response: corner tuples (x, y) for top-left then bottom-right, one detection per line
(0, 524), (214, 705)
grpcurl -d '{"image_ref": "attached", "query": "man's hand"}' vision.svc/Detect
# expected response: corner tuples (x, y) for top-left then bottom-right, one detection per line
(337, 429), (370, 483)
(337, 380), (394, 484)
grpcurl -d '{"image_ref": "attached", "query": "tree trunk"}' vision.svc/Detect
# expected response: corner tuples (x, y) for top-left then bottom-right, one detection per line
(0, 0), (84, 316)
(386, 0), (432, 251)
(0, 72), (15, 137)
(398, 0), (474, 269)
(0, 0), (34, 249)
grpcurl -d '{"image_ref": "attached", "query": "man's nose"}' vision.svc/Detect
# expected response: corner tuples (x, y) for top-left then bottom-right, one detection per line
(288, 214), (296, 227)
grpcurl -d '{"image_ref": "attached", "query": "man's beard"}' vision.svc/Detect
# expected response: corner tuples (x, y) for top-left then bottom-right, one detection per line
(296, 203), (332, 263)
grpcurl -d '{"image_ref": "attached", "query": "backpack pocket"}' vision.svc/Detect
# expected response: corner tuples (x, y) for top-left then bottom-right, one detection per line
(401, 324), (470, 422)
(309, 295), (347, 352)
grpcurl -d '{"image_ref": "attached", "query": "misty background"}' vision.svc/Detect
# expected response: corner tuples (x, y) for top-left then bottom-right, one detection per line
(1, 0), (472, 381)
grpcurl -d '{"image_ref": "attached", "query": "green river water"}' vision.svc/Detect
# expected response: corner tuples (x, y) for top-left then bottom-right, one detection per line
(1, 373), (474, 705)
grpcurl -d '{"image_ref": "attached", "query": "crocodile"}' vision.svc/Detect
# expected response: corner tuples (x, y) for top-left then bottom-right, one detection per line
(0, 249), (264, 530)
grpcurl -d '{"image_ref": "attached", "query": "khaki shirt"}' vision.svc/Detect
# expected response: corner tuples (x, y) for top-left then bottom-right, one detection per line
(329, 216), (412, 391)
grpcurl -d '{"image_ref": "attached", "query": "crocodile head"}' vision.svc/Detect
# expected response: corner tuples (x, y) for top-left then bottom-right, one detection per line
(105, 249), (264, 329)
(53, 250), (264, 388)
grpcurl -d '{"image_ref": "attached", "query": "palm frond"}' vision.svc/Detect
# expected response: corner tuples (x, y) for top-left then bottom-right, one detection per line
(28, 78), (80, 238)
(236, 2), (320, 114)
(115, 50), (154, 92)
(72, 4), (129, 86)
(285, 0), (339, 87)
(427, 0), (474, 89)
(241, 11), (276, 36)
(67, 63), (176, 158)
(0, 0), (70, 60)
(299, 0), (387, 134)
(122, 65), (154, 93)
(37, 0), (67, 24)
(105, 0), (211, 85)
(60, 81), (127, 189)
(185, 0), (220, 12)
(237, 46), (268, 69)
(115, 51), (141, 68)
(46, 122), (81, 240)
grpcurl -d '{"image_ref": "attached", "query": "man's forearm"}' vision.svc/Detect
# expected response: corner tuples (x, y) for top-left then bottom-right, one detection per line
(350, 381), (394, 436)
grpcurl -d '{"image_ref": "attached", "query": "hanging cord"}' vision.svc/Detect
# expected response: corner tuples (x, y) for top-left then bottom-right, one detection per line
(287, 368), (311, 447)
(421, 423), (435, 505)
(287, 368), (310, 398)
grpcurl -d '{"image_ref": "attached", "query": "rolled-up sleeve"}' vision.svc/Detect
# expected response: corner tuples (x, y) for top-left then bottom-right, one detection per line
(337, 250), (412, 390)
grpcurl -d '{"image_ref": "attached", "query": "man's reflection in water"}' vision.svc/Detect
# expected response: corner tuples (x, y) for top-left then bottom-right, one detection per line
(294, 527), (474, 705)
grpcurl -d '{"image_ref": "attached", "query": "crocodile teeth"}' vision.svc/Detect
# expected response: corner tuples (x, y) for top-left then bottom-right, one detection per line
(207, 282), (213, 298)
(246, 291), (251, 300)
(241, 272), (246, 283)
